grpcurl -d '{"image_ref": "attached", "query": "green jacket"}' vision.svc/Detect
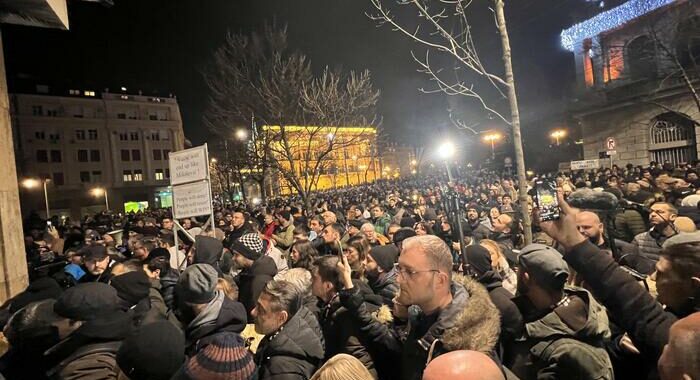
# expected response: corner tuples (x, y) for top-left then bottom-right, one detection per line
(272, 222), (295, 251)
(373, 215), (392, 236)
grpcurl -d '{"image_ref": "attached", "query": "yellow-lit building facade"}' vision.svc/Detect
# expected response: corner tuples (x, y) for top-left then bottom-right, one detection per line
(263, 126), (380, 195)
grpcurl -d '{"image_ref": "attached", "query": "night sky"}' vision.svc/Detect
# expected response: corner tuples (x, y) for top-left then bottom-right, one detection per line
(2, 0), (618, 163)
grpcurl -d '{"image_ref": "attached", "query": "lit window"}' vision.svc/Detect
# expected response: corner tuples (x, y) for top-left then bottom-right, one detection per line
(133, 169), (143, 181)
(84, 91), (96, 97)
(123, 170), (133, 182)
(155, 169), (164, 180)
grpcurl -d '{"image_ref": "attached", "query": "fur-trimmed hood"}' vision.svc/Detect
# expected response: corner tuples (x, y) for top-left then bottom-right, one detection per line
(413, 274), (501, 356)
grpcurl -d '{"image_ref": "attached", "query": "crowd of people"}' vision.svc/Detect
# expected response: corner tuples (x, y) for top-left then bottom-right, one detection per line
(2, 160), (700, 380)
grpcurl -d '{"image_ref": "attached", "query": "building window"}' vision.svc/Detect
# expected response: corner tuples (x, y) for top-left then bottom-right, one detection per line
(88, 130), (98, 140)
(131, 149), (141, 161)
(76, 130), (86, 140)
(91, 171), (102, 182)
(160, 130), (170, 140)
(32, 105), (43, 116)
(163, 149), (170, 159)
(130, 132), (139, 141)
(121, 149), (130, 161)
(134, 169), (143, 181)
(36, 150), (48, 163)
(155, 169), (164, 180)
(80, 171), (90, 183)
(151, 131), (160, 141)
(148, 111), (158, 121)
(50, 150), (62, 163)
(117, 113), (127, 119)
(78, 150), (88, 162)
(119, 132), (128, 141)
(627, 35), (657, 80)
(69, 89), (80, 95)
(35, 131), (45, 140)
(165, 168), (170, 178)
(90, 150), (100, 162)
(123, 170), (133, 182)
(49, 133), (60, 142)
(153, 149), (162, 161)
(46, 109), (58, 117)
(84, 91), (96, 97)
(53, 172), (64, 186)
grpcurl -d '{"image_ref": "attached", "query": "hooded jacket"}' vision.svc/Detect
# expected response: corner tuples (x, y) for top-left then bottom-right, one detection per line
(236, 256), (278, 320)
(193, 236), (224, 275)
(506, 287), (614, 380)
(367, 267), (399, 307)
(476, 271), (523, 344)
(255, 306), (325, 380)
(184, 291), (248, 357)
(340, 274), (500, 380)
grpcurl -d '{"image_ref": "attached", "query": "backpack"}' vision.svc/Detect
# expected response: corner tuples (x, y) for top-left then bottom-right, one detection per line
(529, 337), (614, 380)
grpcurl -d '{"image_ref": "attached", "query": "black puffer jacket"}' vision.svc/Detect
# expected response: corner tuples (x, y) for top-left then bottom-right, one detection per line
(185, 295), (248, 356)
(255, 306), (325, 380)
(236, 256), (278, 320)
(368, 268), (399, 307)
(159, 268), (179, 311)
(477, 271), (523, 343)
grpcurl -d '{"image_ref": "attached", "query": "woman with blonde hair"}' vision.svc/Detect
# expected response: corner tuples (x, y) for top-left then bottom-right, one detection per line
(479, 239), (517, 295)
(310, 354), (374, 380)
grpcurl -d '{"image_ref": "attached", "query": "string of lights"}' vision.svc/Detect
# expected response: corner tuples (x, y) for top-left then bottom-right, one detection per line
(560, 0), (676, 51)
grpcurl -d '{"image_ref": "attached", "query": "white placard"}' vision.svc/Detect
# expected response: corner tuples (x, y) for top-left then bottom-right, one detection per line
(571, 159), (600, 170)
(172, 181), (213, 219)
(169, 145), (209, 186)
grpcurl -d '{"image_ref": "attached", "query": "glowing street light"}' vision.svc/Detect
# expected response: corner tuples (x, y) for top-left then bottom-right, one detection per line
(550, 129), (567, 145)
(210, 157), (218, 164)
(22, 178), (50, 218)
(410, 159), (417, 166)
(438, 141), (456, 160)
(482, 133), (502, 158)
(91, 187), (109, 210)
(235, 129), (248, 141)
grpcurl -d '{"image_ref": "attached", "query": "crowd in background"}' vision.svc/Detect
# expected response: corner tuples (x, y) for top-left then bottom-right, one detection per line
(1, 159), (699, 380)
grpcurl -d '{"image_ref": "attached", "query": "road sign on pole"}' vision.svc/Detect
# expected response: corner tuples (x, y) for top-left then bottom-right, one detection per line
(605, 137), (616, 151)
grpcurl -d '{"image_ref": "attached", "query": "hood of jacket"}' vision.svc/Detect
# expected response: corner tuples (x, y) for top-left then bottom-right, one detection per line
(187, 293), (247, 346)
(417, 274), (500, 354)
(524, 287), (611, 343)
(261, 305), (325, 362)
(193, 236), (223, 268)
(477, 270), (504, 292)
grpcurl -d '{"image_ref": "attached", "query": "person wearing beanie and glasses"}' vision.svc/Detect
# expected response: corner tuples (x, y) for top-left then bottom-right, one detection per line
(232, 233), (278, 320)
(253, 280), (324, 380)
(505, 244), (613, 380)
(176, 263), (248, 357)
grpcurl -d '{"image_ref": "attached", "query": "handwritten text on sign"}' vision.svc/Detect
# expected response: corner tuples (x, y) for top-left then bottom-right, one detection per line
(172, 181), (213, 219)
(169, 145), (208, 185)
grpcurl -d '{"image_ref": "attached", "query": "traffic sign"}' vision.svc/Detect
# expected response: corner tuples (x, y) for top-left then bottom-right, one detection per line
(605, 137), (616, 151)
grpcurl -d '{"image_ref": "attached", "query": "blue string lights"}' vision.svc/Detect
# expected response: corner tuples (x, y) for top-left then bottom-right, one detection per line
(561, 0), (677, 51)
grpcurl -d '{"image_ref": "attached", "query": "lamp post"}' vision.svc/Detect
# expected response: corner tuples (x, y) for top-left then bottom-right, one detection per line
(91, 187), (109, 210)
(437, 141), (466, 265)
(22, 178), (51, 219)
(550, 129), (567, 146)
(482, 133), (502, 158)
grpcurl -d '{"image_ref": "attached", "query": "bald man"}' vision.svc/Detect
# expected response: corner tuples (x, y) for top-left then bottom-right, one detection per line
(575, 211), (605, 248)
(423, 351), (505, 380)
(658, 312), (700, 380)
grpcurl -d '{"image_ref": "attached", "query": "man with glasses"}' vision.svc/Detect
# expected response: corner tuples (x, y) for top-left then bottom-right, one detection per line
(337, 235), (500, 380)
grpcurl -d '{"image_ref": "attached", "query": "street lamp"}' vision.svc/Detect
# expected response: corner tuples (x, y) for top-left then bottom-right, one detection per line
(91, 187), (109, 210)
(550, 129), (567, 145)
(210, 157), (217, 164)
(435, 141), (466, 266)
(22, 178), (51, 218)
(482, 133), (502, 158)
(235, 129), (248, 141)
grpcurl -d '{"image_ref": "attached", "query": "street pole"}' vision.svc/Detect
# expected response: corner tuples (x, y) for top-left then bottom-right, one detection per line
(444, 161), (467, 269)
(491, 140), (496, 158)
(104, 189), (110, 210)
(43, 180), (50, 219)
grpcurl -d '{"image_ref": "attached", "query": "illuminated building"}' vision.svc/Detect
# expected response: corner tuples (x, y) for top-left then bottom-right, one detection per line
(263, 125), (380, 194)
(562, 0), (700, 166)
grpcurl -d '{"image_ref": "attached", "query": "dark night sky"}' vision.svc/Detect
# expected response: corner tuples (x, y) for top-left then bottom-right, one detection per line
(2, 0), (615, 158)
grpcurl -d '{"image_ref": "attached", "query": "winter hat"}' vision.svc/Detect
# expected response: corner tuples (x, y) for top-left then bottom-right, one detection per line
(80, 244), (108, 262)
(117, 321), (186, 380)
(369, 245), (399, 272)
(178, 264), (219, 304)
(110, 271), (151, 306)
(173, 333), (256, 380)
(518, 244), (569, 290)
(54, 282), (121, 321)
(147, 247), (171, 262)
(9, 277), (63, 314)
(230, 233), (264, 261)
(464, 245), (493, 276)
(393, 227), (417, 245)
(348, 219), (364, 230)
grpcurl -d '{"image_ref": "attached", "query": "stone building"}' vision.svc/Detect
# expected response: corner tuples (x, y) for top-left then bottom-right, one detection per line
(562, 0), (700, 166)
(11, 86), (185, 218)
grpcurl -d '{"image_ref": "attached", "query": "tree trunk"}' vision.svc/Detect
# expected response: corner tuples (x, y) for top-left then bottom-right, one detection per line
(495, 0), (532, 245)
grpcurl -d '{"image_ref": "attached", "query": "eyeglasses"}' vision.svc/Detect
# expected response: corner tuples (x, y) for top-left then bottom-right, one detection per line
(395, 263), (439, 279)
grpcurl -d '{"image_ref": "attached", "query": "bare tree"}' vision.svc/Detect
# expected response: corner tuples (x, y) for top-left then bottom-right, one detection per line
(203, 25), (380, 209)
(368, 0), (532, 244)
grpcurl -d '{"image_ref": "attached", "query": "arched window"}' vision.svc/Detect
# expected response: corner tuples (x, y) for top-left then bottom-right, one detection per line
(627, 35), (657, 79)
(676, 15), (700, 67)
(649, 112), (697, 165)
